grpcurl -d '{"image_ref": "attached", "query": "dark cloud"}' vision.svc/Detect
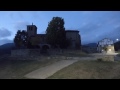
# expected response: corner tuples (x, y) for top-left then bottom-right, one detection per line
(30, 11), (40, 19)
(81, 25), (120, 44)
(9, 11), (25, 20)
(78, 11), (120, 44)
(80, 23), (102, 34)
(0, 28), (12, 38)
(97, 26), (120, 41)
(14, 21), (30, 30)
(0, 39), (13, 45)
(78, 23), (103, 44)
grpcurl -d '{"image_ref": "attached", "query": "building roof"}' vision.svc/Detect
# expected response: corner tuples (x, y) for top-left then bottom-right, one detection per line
(36, 34), (46, 37)
(65, 30), (79, 32)
(27, 23), (33, 26)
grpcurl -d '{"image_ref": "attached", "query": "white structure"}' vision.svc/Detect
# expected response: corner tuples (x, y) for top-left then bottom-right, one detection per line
(97, 38), (115, 53)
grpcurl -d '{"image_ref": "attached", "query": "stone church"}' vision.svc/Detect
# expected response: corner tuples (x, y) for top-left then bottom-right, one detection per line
(27, 23), (81, 49)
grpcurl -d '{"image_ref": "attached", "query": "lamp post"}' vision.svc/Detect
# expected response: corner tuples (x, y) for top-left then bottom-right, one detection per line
(116, 39), (119, 42)
(114, 39), (119, 44)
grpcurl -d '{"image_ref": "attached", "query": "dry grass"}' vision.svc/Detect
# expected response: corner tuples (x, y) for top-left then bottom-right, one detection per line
(0, 57), (59, 79)
(60, 51), (90, 57)
(48, 60), (120, 79)
(0, 51), (89, 79)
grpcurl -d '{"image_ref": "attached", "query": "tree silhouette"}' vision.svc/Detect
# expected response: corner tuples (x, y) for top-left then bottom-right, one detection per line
(46, 17), (67, 48)
(14, 30), (28, 48)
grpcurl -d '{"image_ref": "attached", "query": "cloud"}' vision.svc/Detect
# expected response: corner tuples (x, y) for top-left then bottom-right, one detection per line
(114, 24), (120, 28)
(80, 11), (95, 14)
(80, 23), (120, 44)
(0, 28), (12, 38)
(14, 21), (30, 30)
(0, 39), (13, 45)
(29, 11), (41, 19)
(77, 11), (120, 44)
(97, 26), (120, 41)
(79, 22), (102, 35)
(40, 31), (45, 34)
(78, 23), (103, 44)
(9, 11), (25, 20)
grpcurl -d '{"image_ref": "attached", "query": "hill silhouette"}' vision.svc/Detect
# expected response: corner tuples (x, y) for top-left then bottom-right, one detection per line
(0, 43), (15, 56)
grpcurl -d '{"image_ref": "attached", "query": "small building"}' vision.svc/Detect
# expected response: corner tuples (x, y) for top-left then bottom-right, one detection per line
(97, 38), (115, 53)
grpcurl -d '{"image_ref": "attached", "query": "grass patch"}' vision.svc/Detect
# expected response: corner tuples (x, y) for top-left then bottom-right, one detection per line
(97, 58), (103, 62)
(0, 58), (59, 79)
(48, 60), (120, 79)
(60, 51), (90, 57)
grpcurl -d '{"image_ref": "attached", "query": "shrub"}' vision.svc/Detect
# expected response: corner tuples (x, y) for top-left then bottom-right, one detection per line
(97, 58), (103, 62)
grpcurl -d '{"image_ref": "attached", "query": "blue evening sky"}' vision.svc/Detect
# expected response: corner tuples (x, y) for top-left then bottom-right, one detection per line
(0, 11), (120, 45)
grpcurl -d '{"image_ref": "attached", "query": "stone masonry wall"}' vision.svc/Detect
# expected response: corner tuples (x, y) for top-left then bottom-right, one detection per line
(11, 49), (41, 57)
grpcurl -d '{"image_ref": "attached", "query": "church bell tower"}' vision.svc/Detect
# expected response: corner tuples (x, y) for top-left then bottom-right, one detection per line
(27, 23), (37, 37)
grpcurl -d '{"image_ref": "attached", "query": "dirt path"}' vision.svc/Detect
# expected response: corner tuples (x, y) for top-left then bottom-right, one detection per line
(24, 56), (98, 79)
(24, 60), (78, 79)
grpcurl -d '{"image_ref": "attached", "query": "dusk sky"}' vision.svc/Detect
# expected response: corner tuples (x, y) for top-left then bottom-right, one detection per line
(0, 11), (120, 45)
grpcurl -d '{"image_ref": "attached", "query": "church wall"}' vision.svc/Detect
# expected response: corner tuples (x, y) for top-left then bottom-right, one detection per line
(66, 31), (81, 49)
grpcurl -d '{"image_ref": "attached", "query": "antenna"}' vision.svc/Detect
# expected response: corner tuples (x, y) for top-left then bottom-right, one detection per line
(32, 22), (33, 25)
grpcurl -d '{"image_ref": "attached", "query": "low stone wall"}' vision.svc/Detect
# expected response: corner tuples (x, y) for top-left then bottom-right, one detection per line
(48, 49), (63, 55)
(11, 48), (82, 56)
(48, 49), (82, 55)
(11, 49), (64, 57)
(10, 49), (83, 60)
(11, 49), (41, 57)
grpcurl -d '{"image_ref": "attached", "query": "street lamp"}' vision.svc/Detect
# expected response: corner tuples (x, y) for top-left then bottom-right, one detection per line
(116, 39), (119, 41)
(114, 39), (119, 43)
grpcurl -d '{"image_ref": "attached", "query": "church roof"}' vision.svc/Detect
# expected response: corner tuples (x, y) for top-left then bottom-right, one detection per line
(65, 30), (79, 32)
(36, 34), (46, 37)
